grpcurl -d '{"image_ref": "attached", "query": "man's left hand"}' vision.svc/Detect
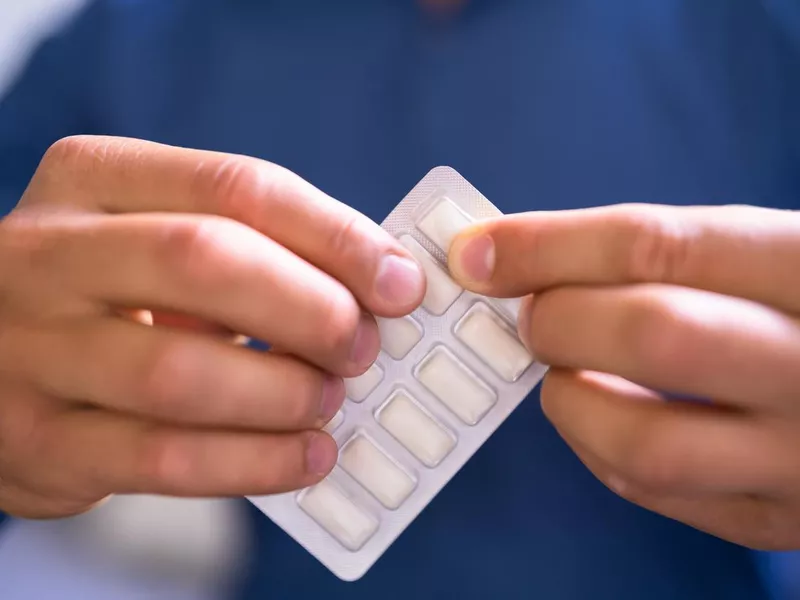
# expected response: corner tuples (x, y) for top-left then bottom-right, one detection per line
(449, 203), (800, 551)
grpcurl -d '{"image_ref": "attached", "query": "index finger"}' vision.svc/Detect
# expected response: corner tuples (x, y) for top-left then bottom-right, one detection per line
(28, 136), (425, 317)
(447, 204), (800, 313)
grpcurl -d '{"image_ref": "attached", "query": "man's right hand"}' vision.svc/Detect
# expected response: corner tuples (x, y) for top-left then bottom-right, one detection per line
(0, 136), (425, 519)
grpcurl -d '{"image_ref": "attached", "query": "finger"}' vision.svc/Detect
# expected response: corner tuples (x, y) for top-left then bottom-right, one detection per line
(0, 479), (103, 520)
(30, 136), (425, 316)
(524, 284), (800, 412)
(23, 213), (380, 376)
(540, 369), (798, 496)
(448, 203), (800, 313)
(558, 427), (791, 551)
(34, 408), (338, 497)
(2, 317), (345, 431)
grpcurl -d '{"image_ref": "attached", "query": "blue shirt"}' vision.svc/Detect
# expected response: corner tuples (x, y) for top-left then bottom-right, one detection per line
(1, 1), (799, 598)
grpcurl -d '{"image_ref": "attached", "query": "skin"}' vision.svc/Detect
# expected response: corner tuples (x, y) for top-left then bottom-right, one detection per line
(0, 135), (425, 518)
(448, 203), (800, 551)
(3, 135), (798, 554)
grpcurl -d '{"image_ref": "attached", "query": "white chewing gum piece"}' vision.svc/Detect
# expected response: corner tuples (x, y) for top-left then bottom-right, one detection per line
(415, 347), (496, 425)
(376, 390), (455, 468)
(340, 435), (416, 509)
(297, 479), (378, 551)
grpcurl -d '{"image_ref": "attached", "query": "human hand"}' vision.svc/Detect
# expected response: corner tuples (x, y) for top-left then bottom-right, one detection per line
(448, 203), (800, 550)
(0, 136), (424, 518)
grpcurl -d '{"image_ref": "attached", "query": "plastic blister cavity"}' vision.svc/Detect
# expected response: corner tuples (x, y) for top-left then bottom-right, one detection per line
(376, 388), (456, 468)
(248, 166), (549, 581)
(399, 235), (462, 315)
(344, 362), (383, 403)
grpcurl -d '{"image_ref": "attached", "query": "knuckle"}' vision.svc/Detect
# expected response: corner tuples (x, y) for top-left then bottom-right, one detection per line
(196, 157), (273, 219)
(33, 136), (135, 208)
(324, 212), (362, 261)
(621, 207), (693, 283)
(41, 135), (133, 173)
(39, 136), (94, 173)
(136, 340), (194, 418)
(136, 430), (189, 490)
(160, 217), (243, 292)
(132, 426), (198, 494)
(614, 429), (683, 492)
(621, 292), (688, 369)
(38, 136), (127, 183)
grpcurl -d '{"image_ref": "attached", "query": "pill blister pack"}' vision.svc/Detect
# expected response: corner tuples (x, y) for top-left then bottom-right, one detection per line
(248, 166), (549, 581)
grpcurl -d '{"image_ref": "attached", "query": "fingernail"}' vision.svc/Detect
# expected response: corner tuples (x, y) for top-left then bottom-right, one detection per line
(516, 295), (535, 355)
(320, 375), (345, 421)
(375, 254), (425, 307)
(349, 313), (380, 370)
(305, 433), (338, 476)
(452, 233), (495, 283)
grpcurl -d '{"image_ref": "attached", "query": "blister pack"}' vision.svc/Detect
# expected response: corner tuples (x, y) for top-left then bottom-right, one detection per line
(248, 166), (549, 581)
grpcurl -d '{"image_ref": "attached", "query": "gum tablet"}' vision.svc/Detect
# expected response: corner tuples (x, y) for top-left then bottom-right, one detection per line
(297, 479), (378, 551)
(455, 303), (533, 382)
(345, 362), (384, 403)
(248, 166), (549, 582)
(399, 235), (462, 315)
(493, 297), (523, 322)
(415, 347), (496, 425)
(416, 197), (474, 252)
(324, 410), (344, 433)
(377, 316), (423, 360)
(376, 390), (456, 468)
(339, 435), (416, 509)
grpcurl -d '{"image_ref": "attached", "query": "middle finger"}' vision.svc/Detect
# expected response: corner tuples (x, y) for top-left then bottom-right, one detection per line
(524, 284), (800, 412)
(541, 369), (796, 496)
(2, 316), (345, 431)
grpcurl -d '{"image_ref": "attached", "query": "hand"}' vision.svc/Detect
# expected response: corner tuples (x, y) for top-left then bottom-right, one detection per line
(0, 136), (424, 518)
(449, 203), (800, 550)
